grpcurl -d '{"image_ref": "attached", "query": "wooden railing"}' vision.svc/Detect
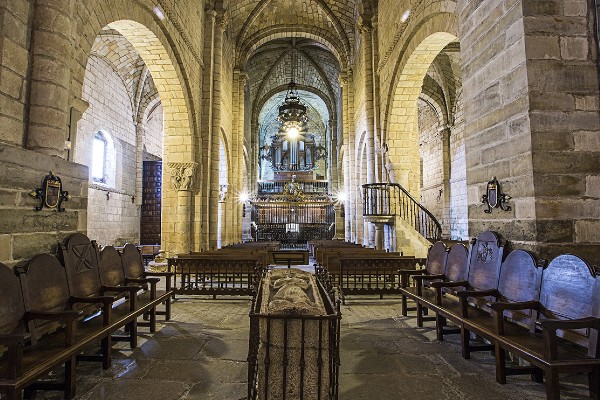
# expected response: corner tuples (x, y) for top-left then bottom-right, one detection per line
(362, 183), (442, 241)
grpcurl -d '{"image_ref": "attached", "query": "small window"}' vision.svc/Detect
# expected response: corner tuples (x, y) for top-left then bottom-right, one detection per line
(92, 132), (107, 183)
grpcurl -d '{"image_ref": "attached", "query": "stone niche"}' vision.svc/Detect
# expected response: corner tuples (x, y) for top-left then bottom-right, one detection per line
(250, 268), (340, 400)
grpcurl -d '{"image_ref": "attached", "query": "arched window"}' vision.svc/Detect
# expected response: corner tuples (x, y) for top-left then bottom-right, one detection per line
(92, 131), (107, 183)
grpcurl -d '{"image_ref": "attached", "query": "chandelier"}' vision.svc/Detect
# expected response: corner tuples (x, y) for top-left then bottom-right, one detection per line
(277, 48), (307, 138)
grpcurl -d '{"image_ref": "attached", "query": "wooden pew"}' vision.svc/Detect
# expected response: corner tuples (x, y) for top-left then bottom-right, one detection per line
(398, 241), (449, 326)
(335, 257), (425, 303)
(430, 231), (505, 341)
(168, 256), (264, 297)
(121, 243), (173, 326)
(491, 254), (600, 399)
(59, 233), (140, 368)
(99, 246), (173, 333)
(398, 240), (470, 339)
(0, 260), (81, 400)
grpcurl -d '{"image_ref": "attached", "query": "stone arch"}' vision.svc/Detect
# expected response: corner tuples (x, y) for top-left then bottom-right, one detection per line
(383, 28), (459, 196)
(74, 3), (199, 252)
(240, 29), (347, 68)
(235, 0), (351, 66)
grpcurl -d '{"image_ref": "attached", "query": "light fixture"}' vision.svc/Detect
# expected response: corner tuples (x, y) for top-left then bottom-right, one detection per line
(277, 43), (308, 135)
(238, 191), (249, 203)
(336, 191), (347, 202)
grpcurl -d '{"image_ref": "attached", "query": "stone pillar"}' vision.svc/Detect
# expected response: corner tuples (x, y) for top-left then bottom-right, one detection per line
(440, 127), (451, 238)
(340, 72), (356, 242)
(209, 9), (226, 250)
(374, 222), (385, 250)
(359, 17), (376, 185)
(201, 9), (217, 250)
(251, 120), (259, 194)
(370, 15), (383, 182)
(237, 72), (248, 242)
(169, 162), (198, 254)
(27, 0), (73, 157)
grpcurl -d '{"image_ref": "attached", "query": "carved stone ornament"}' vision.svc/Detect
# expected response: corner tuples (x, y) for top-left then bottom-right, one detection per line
(219, 184), (228, 203)
(168, 162), (197, 191)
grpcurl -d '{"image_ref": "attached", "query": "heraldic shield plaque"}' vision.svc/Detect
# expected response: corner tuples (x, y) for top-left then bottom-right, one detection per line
(30, 171), (69, 212)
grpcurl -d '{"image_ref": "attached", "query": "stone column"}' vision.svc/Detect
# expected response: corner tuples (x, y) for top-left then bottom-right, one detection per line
(237, 72), (248, 241)
(134, 123), (144, 207)
(359, 17), (376, 185)
(370, 15), (383, 182)
(439, 127), (451, 238)
(27, 0), (73, 157)
(209, 9), (226, 250)
(251, 120), (259, 193)
(340, 72), (356, 242)
(201, 9), (217, 250)
(169, 162), (198, 254)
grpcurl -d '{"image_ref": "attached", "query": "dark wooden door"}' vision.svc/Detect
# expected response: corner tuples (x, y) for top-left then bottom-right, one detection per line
(141, 161), (162, 245)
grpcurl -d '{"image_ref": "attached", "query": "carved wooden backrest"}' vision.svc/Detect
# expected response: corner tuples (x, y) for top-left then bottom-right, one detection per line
(426, 241), (448, 276)
(0, 263), (25, 335)
(496, 250), (543, 324)
(98, 246), (126, 287)
(60, 233), (102, 298)
(121, 243), (144, 279)
(539, 254), (599, 349)
(466, 231), (505, 291)
(444, 243), (469, 283)
(17, 253), (71, 336)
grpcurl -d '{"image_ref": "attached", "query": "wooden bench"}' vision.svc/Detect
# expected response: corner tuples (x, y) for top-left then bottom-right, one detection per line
(430, 231), (505, 342)
(121, 243), (173, 326)
(0, 260), (81, 400)
(99, 245), (173, 333)
(167, 256), (264, 297)
(270, 250), (309, 267)
(490, 254), (600, 399)
(398, 241), (449, 326)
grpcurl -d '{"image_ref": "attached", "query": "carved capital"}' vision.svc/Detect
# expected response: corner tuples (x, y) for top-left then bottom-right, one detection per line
(169, 162), (198, 191)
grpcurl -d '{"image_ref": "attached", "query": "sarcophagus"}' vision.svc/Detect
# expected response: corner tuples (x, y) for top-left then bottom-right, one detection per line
(248, 268), (340, 400)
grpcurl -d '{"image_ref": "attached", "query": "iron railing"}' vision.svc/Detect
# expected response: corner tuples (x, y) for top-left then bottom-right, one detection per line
(362, 183), (442, 241)
(248, 273), (341, 400)
(258, 180), (329, 195)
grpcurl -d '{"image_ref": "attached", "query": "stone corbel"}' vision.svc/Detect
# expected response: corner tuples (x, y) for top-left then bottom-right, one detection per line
(169, 162), (198, 191)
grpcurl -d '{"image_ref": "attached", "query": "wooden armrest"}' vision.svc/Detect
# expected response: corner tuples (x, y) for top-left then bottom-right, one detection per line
(144, 271), (174, 277)
(490, 300), (540, 312)
(101, 285), (142, 294)
(398, 269), (426, 276)
(456, 289), (499, 299)
(540, 317), (600, 332)
(24, 310), (82, 322)
(491, 300), (540, 335)
(126, 277), (160, 284)
(412, 274), (445, 282)
(0, 333), (29, 346)
(431, 280), (467, 289)
(540, 317), (600, 360)
(69, 295), (115, 306)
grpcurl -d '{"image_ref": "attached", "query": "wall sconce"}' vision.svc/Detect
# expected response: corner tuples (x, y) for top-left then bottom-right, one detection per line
(106, 191), (110, 200)
(131, 195), (135, 204)
(481, 177), (510, 213)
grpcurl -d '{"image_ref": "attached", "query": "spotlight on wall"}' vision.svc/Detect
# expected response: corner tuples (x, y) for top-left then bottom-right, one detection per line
(153, 5), (165, 20)
(238, 192), (249, 203)
(335, 191), (347, 203)
(401, 9), (410, 23)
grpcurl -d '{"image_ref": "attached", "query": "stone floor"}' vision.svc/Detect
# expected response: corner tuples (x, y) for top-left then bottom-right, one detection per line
(30, 294), (591, 400)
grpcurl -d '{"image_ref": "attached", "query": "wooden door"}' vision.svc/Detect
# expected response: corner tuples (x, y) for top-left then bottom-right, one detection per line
(141, 161), (161, 245)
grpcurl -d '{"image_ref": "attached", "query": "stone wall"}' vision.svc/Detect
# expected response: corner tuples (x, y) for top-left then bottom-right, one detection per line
(0, 145), (88, 265)
(76, 55), (139, 246)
